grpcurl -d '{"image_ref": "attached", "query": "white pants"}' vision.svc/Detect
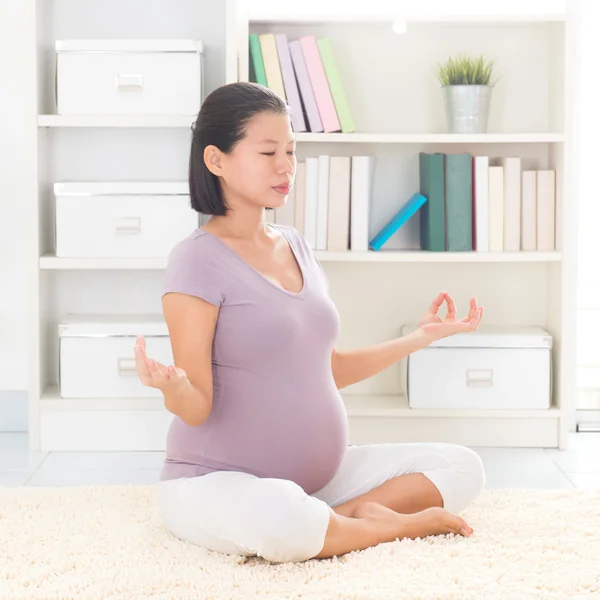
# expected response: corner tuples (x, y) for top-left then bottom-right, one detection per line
(158, 442), (485, 564)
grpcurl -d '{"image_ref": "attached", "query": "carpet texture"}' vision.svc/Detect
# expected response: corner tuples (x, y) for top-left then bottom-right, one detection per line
(1, 485), (599, 600)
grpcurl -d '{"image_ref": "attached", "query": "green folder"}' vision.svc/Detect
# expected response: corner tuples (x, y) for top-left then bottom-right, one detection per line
(249, 35), (268, 87)
(317, 37), (355, 133)
(419, 153), (446, 251)
(445, 153), (473, 251)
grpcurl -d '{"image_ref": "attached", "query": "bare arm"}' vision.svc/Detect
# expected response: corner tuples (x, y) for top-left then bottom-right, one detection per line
(161, 292), (219, 426)
(134, 292), (219, 426)
(330, 294), (483, 390)
(330, 329), (430, 390)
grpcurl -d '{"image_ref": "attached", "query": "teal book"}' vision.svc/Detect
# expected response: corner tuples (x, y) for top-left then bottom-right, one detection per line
(249, 35), (268, 87)
(445, 153), (473, 251)
(419, 153), (446, 251)
(369, 193), (427, 251)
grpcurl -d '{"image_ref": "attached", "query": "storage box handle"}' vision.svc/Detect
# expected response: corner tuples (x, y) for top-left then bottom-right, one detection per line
(118, 358), (137, 377)
(116, 73), (143, 92)
(114, 217), (141, 235)
(466, 369), (493, 387)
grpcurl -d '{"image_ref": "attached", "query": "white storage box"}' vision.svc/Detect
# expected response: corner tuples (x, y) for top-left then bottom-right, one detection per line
(54, 182), (199, 258)
(55, 39), (203, 115)
(402, 326), (553, 410)
(59, 315), (172, 398)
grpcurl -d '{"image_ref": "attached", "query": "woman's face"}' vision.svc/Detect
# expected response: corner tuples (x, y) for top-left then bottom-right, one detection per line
(218, 111), (297, 211)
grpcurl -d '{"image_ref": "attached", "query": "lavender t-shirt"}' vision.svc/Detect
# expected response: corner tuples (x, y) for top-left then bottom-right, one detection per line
(159, 224), (349, 494)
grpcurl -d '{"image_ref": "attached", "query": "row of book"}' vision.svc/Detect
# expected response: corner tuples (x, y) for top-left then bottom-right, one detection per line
(267, 155), (373, 252)
(269, 153), (558, 254)
(249, 33), (355, 133)
(419, 153), (556, 252)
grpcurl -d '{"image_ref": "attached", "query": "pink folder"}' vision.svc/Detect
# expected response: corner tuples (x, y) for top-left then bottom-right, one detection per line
(299, 35), (341, 133)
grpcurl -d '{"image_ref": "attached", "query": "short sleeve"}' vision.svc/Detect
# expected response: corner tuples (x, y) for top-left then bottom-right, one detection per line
(161, 237), (225, 306)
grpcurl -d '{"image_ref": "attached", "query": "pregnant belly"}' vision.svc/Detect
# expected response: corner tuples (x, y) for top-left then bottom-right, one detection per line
(201, 386), (350, 494)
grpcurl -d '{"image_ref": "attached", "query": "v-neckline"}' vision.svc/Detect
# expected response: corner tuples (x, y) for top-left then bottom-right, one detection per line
(199, 224), (308, 298)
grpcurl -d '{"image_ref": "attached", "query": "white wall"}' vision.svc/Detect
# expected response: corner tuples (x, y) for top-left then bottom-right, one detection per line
(0, 0), (576, 407)
(239, 0), (566, 17)
(575, 0), (600, 412)
(0, 0), (36, 392)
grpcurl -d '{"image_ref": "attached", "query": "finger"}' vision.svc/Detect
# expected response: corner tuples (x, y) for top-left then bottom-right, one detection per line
(135, 338), (149, 363)
(427, 291), (446, 316)
(468, 307), (483, 330)
(147, 359), (166, 385)
(475, 306), (484, 327)
(468, 297), (478, 320)
(461, 298), (479, 323)
(155, 362), (170, 379)
(133, 345), (152, 380)
(445, 293), (457, 320)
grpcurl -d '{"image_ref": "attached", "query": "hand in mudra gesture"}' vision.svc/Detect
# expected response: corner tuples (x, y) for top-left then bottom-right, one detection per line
(133, 335), (188, 393)
(418, 292), (483, 342)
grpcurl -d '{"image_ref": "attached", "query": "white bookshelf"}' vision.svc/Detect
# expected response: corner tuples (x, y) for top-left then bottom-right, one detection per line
(236, 5), (579, 451)
(39, 251), (562, 270)
(27, 1), (579, 453)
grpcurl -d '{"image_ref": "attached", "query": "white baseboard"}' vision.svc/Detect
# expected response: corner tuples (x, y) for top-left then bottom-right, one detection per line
(0, 391), (28, 432)
(36, 407), (561, 452)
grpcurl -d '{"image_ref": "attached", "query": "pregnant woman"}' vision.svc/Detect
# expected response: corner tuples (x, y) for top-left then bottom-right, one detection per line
(134, 82), (486, 564)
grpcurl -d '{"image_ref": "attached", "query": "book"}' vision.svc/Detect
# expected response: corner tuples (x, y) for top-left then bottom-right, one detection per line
(473, 156), (489, 252)
(294, 162), (306, 235)
(316, 37), (355, 133)
(299, 35), (341, 132)
(327, 156), (351, 251)
(248, 35), (267, 87)
(537, 170), (556, 251)
(350, 156), (375, 251)
(289, 41), (323, 133)
(259, 34), (286, 100)
(488, 166), (504, 252)
(316, 155), (330, 251)
(445, 153), (472, 251)
(275, 34), (307, 132)
(521, 170), (537, 251)
(502, 157), (522, 251)
(303, 157), (319, 249)
(369, 193), (427, 251)
(419, 153), (446, 251)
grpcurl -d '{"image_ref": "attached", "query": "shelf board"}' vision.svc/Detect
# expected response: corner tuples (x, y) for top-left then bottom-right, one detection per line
(316, 251), (562, 263)
(38, 114), (197, 128)
(39, 251), (561, 270)
(343, 394), (561, 419)
(40, 387), (561, 419)
(39, 255), (167, 270)
(37, 117), (565, 144)
(294, 133), (565, 144)
(41, 386), (164, 411)
(248, 13), (566, 25)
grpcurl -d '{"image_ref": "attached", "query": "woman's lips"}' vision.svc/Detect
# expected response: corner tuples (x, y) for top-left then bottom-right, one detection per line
(272, 184), (291, 194)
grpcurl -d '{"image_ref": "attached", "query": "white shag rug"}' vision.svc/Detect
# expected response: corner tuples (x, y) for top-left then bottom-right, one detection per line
(1, 486), (599, 600)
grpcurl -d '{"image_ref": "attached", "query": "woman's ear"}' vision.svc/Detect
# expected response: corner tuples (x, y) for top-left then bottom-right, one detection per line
(204, 145), (223, 177)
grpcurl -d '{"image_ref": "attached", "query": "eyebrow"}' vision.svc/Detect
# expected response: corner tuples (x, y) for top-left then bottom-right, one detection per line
(258, 138), (296, 144)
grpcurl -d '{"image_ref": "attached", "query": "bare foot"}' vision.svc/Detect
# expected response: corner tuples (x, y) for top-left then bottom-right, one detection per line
(354, 501), (473, 540)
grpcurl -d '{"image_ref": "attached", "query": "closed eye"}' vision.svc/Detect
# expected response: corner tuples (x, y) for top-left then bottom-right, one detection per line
(261, 151), (296, 156)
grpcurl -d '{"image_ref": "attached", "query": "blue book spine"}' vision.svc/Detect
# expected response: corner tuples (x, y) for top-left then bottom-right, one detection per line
(369, 193), (428, 251)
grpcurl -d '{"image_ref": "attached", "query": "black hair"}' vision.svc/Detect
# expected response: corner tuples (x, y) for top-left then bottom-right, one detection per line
(189, 82), (290, 216)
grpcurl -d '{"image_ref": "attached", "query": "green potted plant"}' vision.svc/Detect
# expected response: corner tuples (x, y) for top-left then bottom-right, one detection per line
(437, 54), (497, 134)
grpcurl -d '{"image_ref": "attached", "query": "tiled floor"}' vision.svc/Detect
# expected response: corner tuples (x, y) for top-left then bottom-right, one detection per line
(1, 432), (599, 489)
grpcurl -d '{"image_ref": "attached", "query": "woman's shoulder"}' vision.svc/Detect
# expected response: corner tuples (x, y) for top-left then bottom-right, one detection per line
(168, 228), (218, 260)
(270, 223), (308, 249)
(163, 228), (225, 304)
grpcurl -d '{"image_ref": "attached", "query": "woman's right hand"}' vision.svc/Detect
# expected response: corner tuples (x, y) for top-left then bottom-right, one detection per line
(133, 334), (189, 394)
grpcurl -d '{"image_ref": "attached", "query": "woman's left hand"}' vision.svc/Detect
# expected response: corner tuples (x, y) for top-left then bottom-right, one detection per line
(417, 291), (483, 342)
